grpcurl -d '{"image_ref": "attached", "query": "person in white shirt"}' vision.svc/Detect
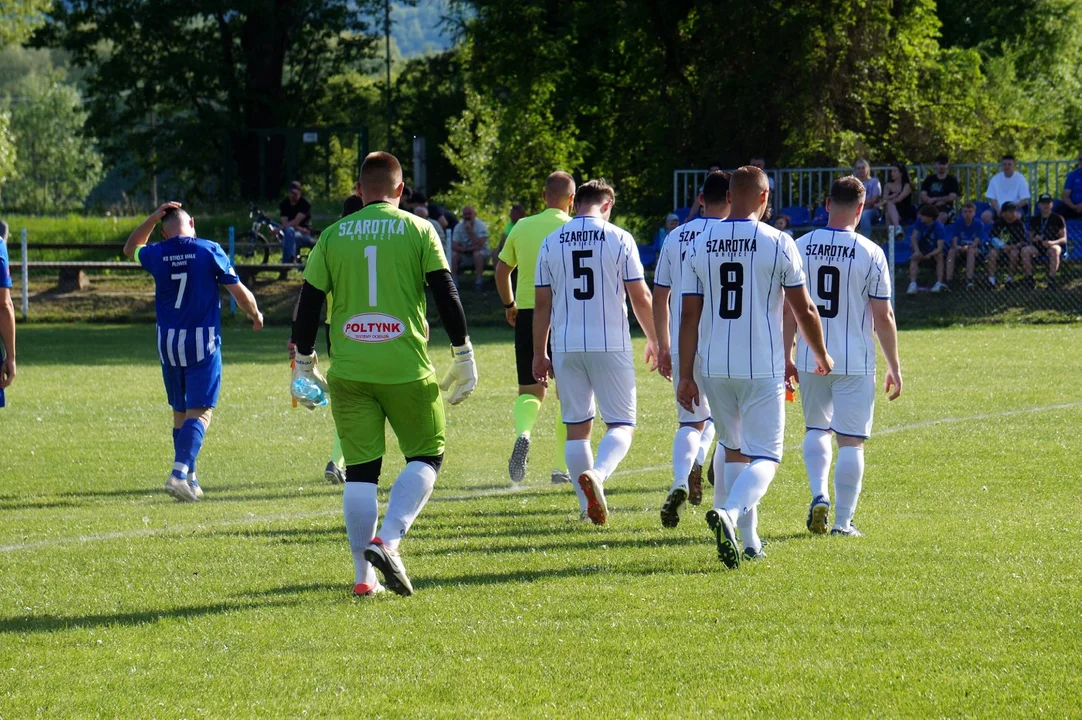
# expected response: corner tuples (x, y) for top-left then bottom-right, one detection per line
(533, 179), (660, 525)
(653, 171), (730, 527)
(783, 176), (903, 538)
(982, 154), (1031, 223)
(678, 166), (832, 568)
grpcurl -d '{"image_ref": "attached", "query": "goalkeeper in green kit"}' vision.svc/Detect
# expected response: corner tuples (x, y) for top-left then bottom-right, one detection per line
(291, 151), (477, 598)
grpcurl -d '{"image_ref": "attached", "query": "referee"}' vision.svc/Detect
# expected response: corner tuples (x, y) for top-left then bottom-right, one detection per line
(495, 171), (575, 485)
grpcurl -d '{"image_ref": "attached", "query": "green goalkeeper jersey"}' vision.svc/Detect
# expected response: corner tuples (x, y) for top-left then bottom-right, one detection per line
(304, 201), (449, 385)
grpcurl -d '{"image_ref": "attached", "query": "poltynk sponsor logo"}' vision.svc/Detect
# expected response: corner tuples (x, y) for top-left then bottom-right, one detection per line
(343, 313), (405, 343)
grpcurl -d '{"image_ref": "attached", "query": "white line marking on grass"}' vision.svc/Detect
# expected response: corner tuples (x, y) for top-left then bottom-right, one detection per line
(2, 401), (1078, 554)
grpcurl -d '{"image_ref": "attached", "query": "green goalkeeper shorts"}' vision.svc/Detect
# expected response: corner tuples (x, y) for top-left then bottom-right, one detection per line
(328, 373), (446, 466)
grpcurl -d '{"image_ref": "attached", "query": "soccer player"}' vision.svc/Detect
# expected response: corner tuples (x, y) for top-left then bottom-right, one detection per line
(496, 172), (576, 485)
(678, 166), (832, 568)
(124, 203), (263, 502)
(532, 179), (660, 525)
(0, 220), (15, 407)
(783, 176), (903, 538)
(291, 151), (477, 597)
(654, 171), (731, 527)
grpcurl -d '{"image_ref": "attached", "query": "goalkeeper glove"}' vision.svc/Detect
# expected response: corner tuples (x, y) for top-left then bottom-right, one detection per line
(291, 351), (329, 409)
(439, 340), (477, 406)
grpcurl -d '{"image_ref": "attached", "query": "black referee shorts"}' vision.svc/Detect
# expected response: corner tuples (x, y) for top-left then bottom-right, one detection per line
(514, 309), (551, 387)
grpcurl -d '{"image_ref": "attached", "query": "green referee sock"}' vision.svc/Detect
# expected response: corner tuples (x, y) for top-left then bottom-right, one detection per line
(554, 409), (568, 473)
(513, 394), (542, 436)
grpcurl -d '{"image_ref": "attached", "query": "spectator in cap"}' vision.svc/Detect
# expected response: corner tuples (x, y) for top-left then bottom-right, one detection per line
(0, 218), (15, 401)
(1024, 193), (1067, 289)
(920, 154), (960, 224)
(1061, 150), (1082, 220)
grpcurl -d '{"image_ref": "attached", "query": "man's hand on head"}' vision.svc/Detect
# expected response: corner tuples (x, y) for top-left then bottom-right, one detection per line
(154, 202), (182, 220)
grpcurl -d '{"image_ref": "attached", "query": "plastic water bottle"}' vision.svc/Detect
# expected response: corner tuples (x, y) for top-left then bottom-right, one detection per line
(291, 377), (328, 407)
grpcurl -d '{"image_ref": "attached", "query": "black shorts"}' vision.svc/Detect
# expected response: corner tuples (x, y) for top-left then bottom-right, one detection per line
(514, 309), (552, 387)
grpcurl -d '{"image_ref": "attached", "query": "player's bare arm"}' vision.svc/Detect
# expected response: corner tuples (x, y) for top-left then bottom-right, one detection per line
(652, 284), (672, 380)
(784, 285), (833, 375)
(626, 279), (660, 374)
(0, 287), (14, 388)
(781, 301), (799, 392)
(532, 285), (554, 387)
(676, 294), (703, 411)
(226, 283), (263, 331)
(870, 298), (902, 400)
(123, 202), (183, 259)
(495, 259), (517, 326)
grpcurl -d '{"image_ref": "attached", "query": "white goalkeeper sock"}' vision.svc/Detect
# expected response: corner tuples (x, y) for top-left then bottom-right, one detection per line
(833, 447), (865, 530)
(343, 482), (378, 586)
(672, 426), (700, 490)
(803, 429), (833, 501)
(378, 462), (436, 551)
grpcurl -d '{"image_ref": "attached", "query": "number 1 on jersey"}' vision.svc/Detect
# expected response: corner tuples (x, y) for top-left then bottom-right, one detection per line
(364, 245), (378, 307)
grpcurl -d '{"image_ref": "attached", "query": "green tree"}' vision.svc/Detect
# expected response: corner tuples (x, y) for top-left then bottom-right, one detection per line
(0, 0), (50, 48)
(34, 1), (386, 201)
(5, 78), (102, 212)
(0, 110), (15, 192)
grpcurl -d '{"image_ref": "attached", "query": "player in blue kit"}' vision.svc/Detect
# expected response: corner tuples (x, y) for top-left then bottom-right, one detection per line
(124, 203), (263, 501)
(0, 220), (15, 408)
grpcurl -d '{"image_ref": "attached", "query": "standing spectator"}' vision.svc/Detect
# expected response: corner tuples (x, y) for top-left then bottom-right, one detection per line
(986, 201), (1027, 288)
(983, 155), (1031, 223)
(1024, 193), (1067, 289)
(414, 205), (448, 258)
(853, 159), (881, 236)
(946, 202), (987, 290)
(499, 204), (527, 255)
(450, 205), (490, 289)
(906, 205), (947, 294)
(278, 180), (314, 265)
(882, 163), (915, 239)
(919, 154), (961, 224)
(0, 220), (15, 406)
(1060, 150), (1082, 219)
(687, 161), (723, 220)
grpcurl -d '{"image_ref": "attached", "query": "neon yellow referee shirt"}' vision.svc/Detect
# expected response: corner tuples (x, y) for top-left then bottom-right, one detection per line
(497, 207), (572, 309)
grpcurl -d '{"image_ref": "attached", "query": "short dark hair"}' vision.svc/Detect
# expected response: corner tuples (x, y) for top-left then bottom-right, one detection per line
(830, 176), (866, 207)
(1001, 154), (1016, 162)
(935, 154), (949, 164)
(701, 170), (732, 205)
(342, 194), (363, 217)
(707, 160), (723, 171)
(411, 191), (428, 204)
(575, 178), (616, 208)
(360, 151), (404, 195)
(918, 204), (939, 219)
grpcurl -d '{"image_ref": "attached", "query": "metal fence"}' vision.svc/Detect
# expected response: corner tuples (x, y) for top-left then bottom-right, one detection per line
(673, 160), (1078, 213)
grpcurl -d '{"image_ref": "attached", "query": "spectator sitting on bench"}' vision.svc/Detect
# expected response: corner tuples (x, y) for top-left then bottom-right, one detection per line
(983, 154), (1031, 223)
(986, 201), (1027, 288)
(773, 213), (792, 237)
(278, 180), (314, 265)
(1024, 193), (1067, 290)
(854, 158), (881, 236)
(946, 202), (986, 290)
(907, 204), (947, 295)
(883, 162), (916, 239)
(920, 154), (960, 224)
(450, 205), (490, 290)
(1061, 150), (1082, 220)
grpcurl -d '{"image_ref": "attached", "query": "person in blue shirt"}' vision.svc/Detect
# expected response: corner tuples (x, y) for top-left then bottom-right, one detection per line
(0, 219), (15, 408)
(906, 204), (947, 294)
(1060, 151), (1082, 220)
(946, 202), (987, 290)
(124, 202), (263, 502)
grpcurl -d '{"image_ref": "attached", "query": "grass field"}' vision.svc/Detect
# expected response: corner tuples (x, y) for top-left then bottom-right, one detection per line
(2, 324), (1080, 717)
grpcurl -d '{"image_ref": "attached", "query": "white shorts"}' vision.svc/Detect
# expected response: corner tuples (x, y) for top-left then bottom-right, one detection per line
(672, 353), (711, 424)
(700, 377), (784, 462)
(799, 372), (875, 439)
(553, 351), (636, 426)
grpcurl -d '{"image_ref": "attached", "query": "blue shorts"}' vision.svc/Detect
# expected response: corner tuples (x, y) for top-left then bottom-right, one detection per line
(161, 352), (222, 412)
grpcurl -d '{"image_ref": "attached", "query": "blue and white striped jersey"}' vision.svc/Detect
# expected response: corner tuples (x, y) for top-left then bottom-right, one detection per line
(535, 215), (645, 354)
(137, 237), (239, 367)
(683, 219), (805, 379)
(795, 228), (891, 376)
(654, 216), (722, 353)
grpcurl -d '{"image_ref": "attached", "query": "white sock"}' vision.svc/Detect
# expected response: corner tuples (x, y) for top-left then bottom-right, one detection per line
(343, 482), (378, 586)
(593, 426), (633, 481)
(833, 447), (865, 530)
(721, 461), (757, 549)
(377, 462), (436, 551)
(711, 446), (728, 507)
(803, 429), (833, 501)
(722, 459), (778, 522)
(671, 426), (700, 490)
(565, 439), (593, 512)
(696, 421), (716, 465)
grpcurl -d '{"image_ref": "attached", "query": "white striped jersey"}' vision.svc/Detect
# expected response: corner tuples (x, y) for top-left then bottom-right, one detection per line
(535, 215), (645, 353)
(654, 216), (723, 351)
(795, 228), (892, 376)
(682, 219), (806, 379)
(136, 236), (240, 368)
